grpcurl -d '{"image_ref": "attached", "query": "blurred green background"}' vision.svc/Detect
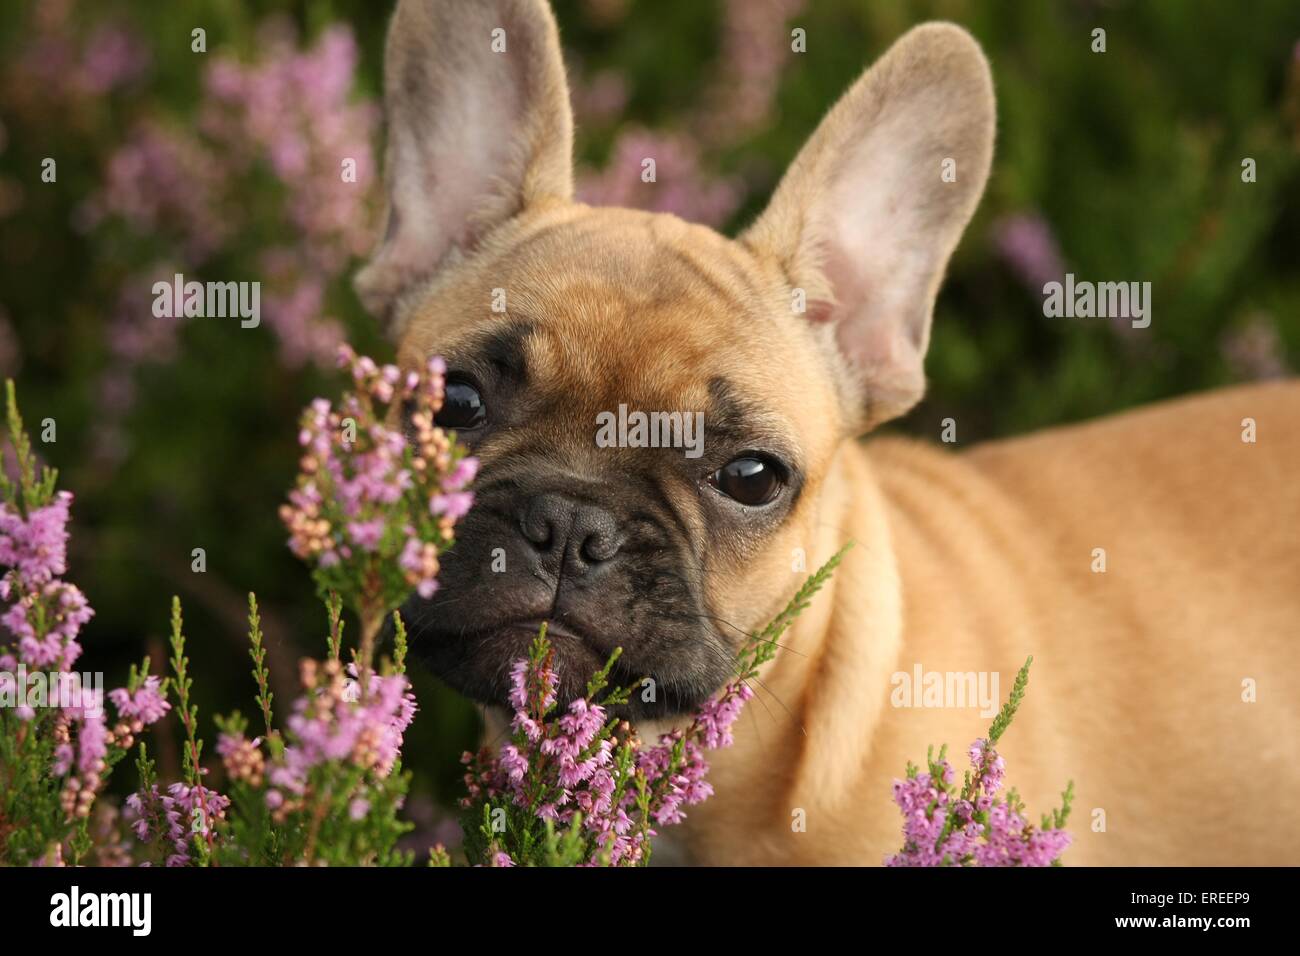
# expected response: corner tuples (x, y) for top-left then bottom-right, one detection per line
(2, 0), (1297, 852)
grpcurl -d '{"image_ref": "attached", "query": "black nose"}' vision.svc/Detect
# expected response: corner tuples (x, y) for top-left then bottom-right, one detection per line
(519, 493), (622, 574)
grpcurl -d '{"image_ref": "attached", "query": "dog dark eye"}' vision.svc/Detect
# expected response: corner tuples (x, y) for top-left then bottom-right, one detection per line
(436, 378), (486, 431)
(708, 456), (783, 506)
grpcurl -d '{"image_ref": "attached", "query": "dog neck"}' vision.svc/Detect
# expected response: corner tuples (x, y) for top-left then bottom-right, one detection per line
(671, 439), (905, 862)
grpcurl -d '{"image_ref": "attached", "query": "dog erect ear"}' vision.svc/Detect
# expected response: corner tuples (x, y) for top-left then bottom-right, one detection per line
(356, 0), (574, 333)
(742, 23), (994, 432)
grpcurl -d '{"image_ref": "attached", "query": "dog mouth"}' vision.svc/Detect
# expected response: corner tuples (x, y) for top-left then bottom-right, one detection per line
(416, 614), (620, 699)
(409, 612), (708, 719)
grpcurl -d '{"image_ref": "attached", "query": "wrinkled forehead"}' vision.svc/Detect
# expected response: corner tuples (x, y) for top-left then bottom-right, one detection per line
(396, 207), (795, 414)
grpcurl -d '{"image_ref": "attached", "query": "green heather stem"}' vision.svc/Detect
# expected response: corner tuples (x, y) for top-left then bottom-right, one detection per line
(326, 591), (345, 661)
(741, 543), (853, 677)
(391, 610), (408, 675)
(988, 656), (1033, 746)
(167, 596), (215, 862)
(246, 593), (274, 738)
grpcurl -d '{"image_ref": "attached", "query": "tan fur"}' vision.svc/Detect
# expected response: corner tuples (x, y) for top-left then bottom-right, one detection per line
(680, 382), (1300, 865)
(367, 0), (1300, 864)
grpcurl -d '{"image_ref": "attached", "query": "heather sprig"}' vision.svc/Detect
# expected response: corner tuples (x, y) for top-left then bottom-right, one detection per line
(164, 598), (221, 865)
(246, 592), (274, 738)
(279, 344), (476, 678)
(209, 608), (419, 867)
(885, 657), (1074, 867)
(987, 653), (1032, 746)
(0, 380), (58, 513)
(0, 381), (167, 866)
(3, 354), (460, 867)
(742, 543), (850, 680)
(200, 351), (471, 865)
(459, 550), (849, 867)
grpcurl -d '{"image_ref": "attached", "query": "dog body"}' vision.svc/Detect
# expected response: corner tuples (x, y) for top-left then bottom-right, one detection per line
(677, 381), (1300, 865)
(362, 0), (1300, 865)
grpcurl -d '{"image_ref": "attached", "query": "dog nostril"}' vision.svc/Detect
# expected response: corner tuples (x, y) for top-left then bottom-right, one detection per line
(573, 507), (621, 565)
(519, 497), (560, 551)
(581, 529), (620, 563)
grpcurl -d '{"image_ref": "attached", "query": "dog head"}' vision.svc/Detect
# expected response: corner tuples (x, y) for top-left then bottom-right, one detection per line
(358, 0), (995, 719)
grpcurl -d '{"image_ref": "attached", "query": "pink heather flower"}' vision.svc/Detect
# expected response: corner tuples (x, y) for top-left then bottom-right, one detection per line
(0, 490), (73, 585)
(79, 18), (378, 374)
(490, 851), (515, 867)
(171, 783), (231, 835)
(556, 698), (603, 752)
(282, 347), (470, 612)
(81, 25), (150, 94)
(475, 637), (743, 863)
(990, 212), (1066, 293)
(499, 743), (529, 784)
(346, 518), (386, 551)
(108, 675), (171, 727)
(441, 457), (479, 492)
(969, 738), (1005, 795)
(571, 68), (629, 125)
(52, 742), (74, 776)
(8, 11), (149, 111)
(696, 0), (806, 145)
(8, 581), (93, 669)
(886, 741), (1070, 867)
(693, 681), (754, 749)
(216, 731), (246, 759)
(429, 491), (473, 521)
(199, 20), (378, 266)
(3, 601), (37, 642)
(639, 736), (713, 826)
(349, 797), (370, 821)
(577, 128), (743, 227)
(87, 121), (230, 262)
(507, 657), (558, 713)
(274, 667), (417, 797)
(398, 538), (439, 600)
(126, 782), (230, 866)
(1221, 314), (1290, 381)
(76, 714), (109, 776)
(259, 273), (342, 369)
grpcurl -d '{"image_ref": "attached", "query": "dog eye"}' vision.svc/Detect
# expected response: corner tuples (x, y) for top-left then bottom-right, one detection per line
(436, 378), (487, 431)
(708, 455), (783, 506)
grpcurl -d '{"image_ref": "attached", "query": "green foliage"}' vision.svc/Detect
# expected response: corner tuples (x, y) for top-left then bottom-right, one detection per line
(987, 654), (1032, 746)
(743, 542), (851, 677)
(0, 381), (59, 514)
(246, 593), (274, 737)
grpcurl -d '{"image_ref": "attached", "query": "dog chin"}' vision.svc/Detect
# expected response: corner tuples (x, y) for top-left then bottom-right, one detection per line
(412, 617), (711, 721)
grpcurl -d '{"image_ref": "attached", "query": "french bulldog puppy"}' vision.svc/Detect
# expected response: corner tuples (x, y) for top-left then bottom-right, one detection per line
(358, 0), (1300, 865)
